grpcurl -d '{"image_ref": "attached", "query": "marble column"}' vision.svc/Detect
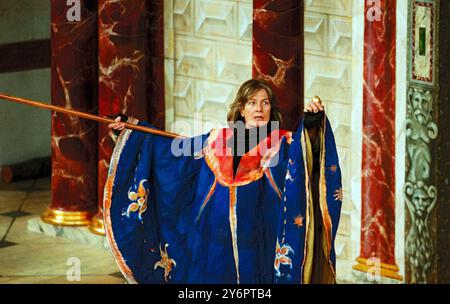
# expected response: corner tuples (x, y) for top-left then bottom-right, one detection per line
(43, 0), (98, 226)
(90, 0), (165, 234)
(352, 0), (402, 280)
(252, 0), (303, 131)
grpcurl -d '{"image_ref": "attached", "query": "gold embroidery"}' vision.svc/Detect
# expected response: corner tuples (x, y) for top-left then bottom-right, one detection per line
(154, 243), (177, 282)
(126, 179), (148, 220)
(195, 179), (217, 223)
(274, 238), (294, 277)
(301, 126), (315, 284)
(318, 115), (337, 283)
(264, 169), (282, 199)
(229, 186), (240, 284)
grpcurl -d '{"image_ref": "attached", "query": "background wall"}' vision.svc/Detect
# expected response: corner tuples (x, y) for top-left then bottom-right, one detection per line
(164, 0), (253, 136)
(0, 0), (51, 167)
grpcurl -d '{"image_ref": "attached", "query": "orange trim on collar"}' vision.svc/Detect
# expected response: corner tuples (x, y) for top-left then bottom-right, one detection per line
(204, 128), (292, 187)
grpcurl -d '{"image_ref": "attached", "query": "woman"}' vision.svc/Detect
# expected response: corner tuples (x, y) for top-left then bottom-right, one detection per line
(105, 79), (342, 284)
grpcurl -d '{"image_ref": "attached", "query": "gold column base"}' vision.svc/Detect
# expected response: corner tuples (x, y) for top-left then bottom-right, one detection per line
(41, 208), (94, 226)
(88, 213), (106, 236)
(352, 257), (403, 281)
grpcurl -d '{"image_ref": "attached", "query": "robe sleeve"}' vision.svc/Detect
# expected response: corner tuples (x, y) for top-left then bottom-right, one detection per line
(104, 118), (208, 283)
(304, 111), (324, 130)
(274, 113), (342, 284)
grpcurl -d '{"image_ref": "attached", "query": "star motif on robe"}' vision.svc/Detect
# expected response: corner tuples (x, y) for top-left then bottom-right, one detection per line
(285, 168), (295, 182)
(334, 188), (343, 202)
(293, 215), (304, 228)
(329, 164), (337, 173)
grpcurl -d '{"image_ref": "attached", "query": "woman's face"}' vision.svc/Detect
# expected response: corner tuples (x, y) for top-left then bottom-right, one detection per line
(240, 88), (271, 128)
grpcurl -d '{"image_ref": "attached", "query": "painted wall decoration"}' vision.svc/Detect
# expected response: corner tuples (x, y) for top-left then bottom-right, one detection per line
(405, 87), (438, 283)
(411, 1), (434, 85)
(405, 0), (439, 283)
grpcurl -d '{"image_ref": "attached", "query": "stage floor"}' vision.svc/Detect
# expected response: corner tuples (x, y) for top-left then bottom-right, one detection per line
(0, 177), (123, 284)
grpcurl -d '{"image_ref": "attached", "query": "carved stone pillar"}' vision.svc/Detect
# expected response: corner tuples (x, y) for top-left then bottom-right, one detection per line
(404, 0), (448, 284)
(436, 0), (450, 284)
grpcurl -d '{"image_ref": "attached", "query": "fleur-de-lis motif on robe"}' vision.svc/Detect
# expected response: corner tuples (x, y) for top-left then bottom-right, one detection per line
(126, 179), (148, 221)
(274, 239), (294, 277)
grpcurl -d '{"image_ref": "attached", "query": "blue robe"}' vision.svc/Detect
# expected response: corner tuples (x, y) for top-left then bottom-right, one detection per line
(104, 116), (342, 284)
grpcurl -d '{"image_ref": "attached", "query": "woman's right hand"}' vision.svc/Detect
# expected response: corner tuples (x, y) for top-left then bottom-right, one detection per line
(108, 116), (126, 131)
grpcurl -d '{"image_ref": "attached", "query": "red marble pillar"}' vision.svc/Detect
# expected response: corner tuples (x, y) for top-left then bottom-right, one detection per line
(253, 0), (303, 131)
(42, 0), (98, 225)
(90, 0), (165, 234)
(352, 0), (402, 280)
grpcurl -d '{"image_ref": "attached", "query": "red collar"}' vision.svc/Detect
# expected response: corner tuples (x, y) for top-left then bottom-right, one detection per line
(203, 128), (291, 186)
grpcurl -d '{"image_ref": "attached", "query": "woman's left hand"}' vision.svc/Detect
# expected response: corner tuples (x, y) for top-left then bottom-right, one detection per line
(304, 96), (324, 113)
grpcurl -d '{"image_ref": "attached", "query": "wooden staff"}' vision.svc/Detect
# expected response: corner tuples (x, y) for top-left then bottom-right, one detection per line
(0, 92), (185, 139)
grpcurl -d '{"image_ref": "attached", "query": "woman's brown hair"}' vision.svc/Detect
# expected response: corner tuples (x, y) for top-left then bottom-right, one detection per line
(227, 79), (283, 126)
